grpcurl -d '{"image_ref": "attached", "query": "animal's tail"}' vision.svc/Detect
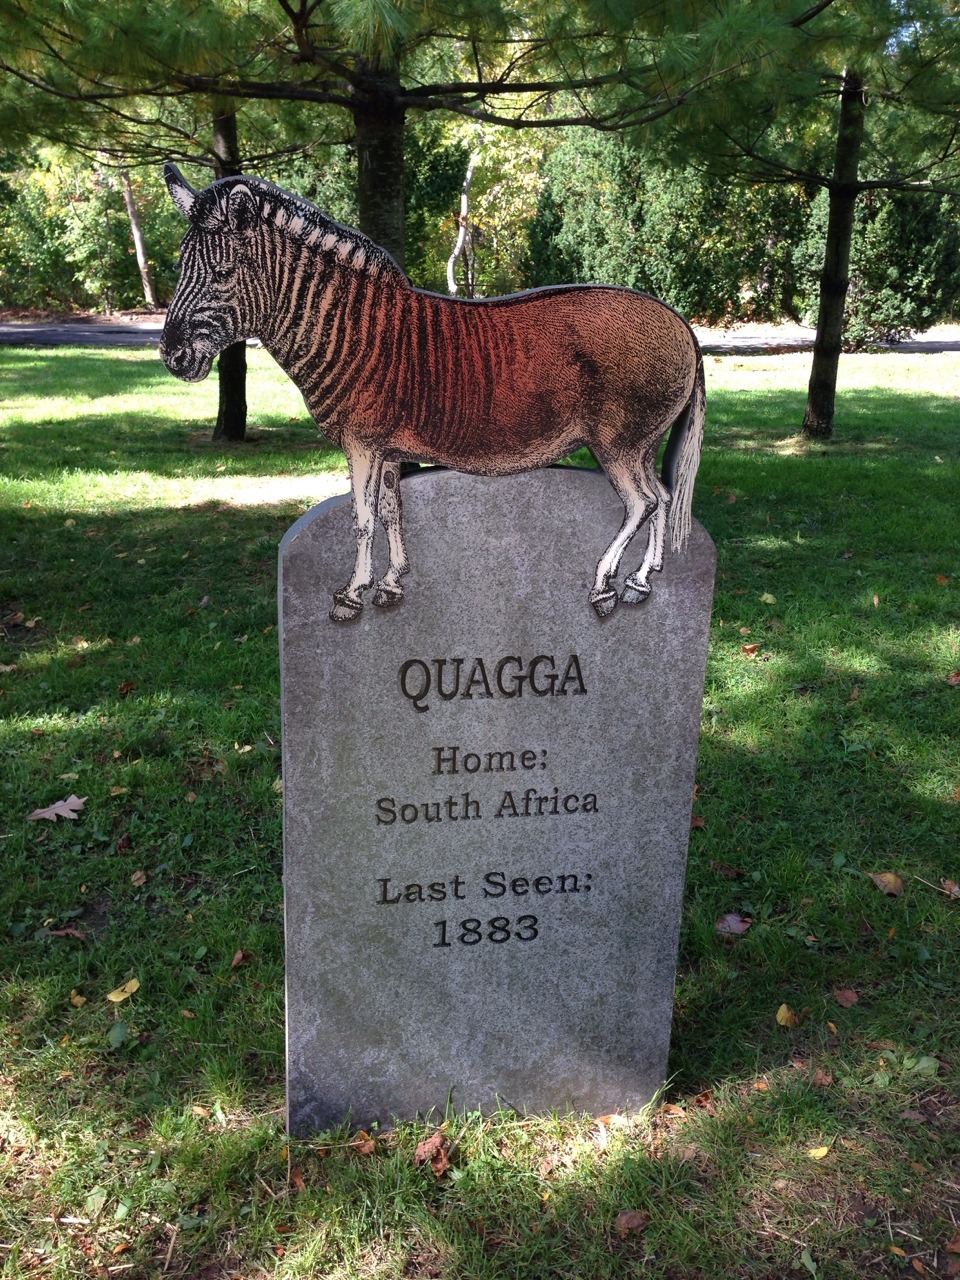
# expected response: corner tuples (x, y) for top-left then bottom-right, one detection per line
(661, 342), (705, 553)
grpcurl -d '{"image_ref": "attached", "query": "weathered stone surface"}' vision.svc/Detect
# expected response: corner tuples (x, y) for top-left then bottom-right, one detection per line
(280, 468), (714, 1135)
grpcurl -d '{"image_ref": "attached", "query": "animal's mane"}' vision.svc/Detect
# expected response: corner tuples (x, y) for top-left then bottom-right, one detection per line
(210, 174), (409, 286)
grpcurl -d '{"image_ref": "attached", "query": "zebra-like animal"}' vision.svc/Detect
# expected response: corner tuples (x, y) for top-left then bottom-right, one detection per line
(160, 164), (705, 621)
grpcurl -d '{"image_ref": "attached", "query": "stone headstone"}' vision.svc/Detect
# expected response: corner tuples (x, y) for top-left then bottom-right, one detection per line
(280, 468), (714, 1135)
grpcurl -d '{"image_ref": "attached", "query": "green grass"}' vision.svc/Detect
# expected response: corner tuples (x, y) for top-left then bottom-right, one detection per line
(1, 343), (959, 1278)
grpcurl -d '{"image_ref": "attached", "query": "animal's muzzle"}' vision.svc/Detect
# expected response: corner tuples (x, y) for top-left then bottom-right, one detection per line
(160, 325), (211, 382)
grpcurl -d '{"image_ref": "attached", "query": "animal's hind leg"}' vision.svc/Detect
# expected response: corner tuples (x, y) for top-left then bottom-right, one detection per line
(621, 462), (670, 605)
(372, 459), (409, 608)
(590, 457), (656, 618)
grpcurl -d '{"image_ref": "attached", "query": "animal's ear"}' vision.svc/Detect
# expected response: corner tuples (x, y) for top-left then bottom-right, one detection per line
(226, 184), (259, 236)
(164, 163), (198, 220)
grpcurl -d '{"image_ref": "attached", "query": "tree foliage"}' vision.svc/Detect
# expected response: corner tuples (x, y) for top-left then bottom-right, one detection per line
(795, 187), (960, 346)
(0, 153), (182, 311)
(525, 130), (807, 323)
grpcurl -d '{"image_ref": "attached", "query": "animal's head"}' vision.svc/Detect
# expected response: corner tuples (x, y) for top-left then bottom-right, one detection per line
(160, 164), (266, 382)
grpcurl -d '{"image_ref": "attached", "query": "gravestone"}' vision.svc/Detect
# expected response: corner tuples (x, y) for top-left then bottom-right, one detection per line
(280, 467), (714, 1135)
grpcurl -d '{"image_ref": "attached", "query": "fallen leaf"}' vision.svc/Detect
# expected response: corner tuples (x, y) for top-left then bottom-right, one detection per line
(776, 1003), (799, 1028)
(741, 642), (763, 657)
(613, 1209), (650, 1237)
(231, 949), (246, 968)
(110, 786), (129, 796)
(872, 594), (880, 608)
(414, 1130), (450, 1177)
(947, 672), (960, 687)
(834, 988), (859, 1008)
(127, 636), (141, 646)
(811, 1069), (833, 1087)
(131, 869), (147, 887)
(716, 912), (752, 936)
(182, 1009), (196, 1019)
(912, 1259), (926, 1274)
(946, 1233), (960, 1254)
(711, 860), (747, 879)
(69, 990), (87, 1008)
(117, 680), (137, 697)
(26, 794), (87, 822)
(46, 927), (87, 941)
(291, 1168), (306, 1193)
(889, 1245), (908, 1258)
(869, 871), (905, 897)
(690, 815), (706, 829)
(937, 575), (950, 586)
(106, 977), (140, 1004)
(354, 1137), (376, 1156)
(842, 550), (854, 559)
(759, 592), (777, 604)
(808, 1144), (832, 1160)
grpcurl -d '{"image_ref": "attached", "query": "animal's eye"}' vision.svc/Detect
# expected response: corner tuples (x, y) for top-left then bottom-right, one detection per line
(212, 265), (234, 285)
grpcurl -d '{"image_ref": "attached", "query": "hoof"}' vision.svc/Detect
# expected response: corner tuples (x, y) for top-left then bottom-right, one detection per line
(373, 584), (403, 609)
(330, 589), (363, 622)
(621, 579), (652, 605)
(590, 588), (618, 618)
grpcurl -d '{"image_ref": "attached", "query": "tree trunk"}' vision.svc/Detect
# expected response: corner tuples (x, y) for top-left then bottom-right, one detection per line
(447, 150), (480, 297)
(120, 170), (158, 307)
(212, 108), (248, 443)
(802, 69), (866, 440)
(353, 63), (406, 267)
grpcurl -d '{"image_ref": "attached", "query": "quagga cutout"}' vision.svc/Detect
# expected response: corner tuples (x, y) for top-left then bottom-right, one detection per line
(160, 165), (705, 622)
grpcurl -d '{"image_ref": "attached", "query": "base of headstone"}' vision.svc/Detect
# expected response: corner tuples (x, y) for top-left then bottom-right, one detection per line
(280, 468), (714, 1135)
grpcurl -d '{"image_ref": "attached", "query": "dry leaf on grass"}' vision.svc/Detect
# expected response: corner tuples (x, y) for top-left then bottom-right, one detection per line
(106, 978), (140, 1003)
(869, 871), (905, 897)
(414, 1130), (450, 1177)
(26, 794), (86, 822)
(834, 987), (859, 1007)
(613, 1210), (651, 1237)
(776, 1003), (800, 1028)
(716, 912), (752, 936)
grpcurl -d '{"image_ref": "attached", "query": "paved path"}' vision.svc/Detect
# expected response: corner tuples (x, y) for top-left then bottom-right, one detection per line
(1, 316), (959, 355)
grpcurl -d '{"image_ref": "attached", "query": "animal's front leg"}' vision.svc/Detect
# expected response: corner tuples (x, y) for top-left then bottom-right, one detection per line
(331, 443), (383, 622)
(372, 459), (409, 608)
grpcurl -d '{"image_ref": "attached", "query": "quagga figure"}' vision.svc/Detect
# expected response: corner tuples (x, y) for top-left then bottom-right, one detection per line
(160, 164), (705, 622)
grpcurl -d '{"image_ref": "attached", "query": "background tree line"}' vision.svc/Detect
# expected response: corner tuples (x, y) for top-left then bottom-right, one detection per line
(2, 0), (960, 439)
(3, 128), (958, 352)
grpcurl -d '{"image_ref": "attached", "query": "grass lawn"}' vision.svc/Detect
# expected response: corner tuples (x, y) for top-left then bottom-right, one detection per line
(1, 343), (958, 1279)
